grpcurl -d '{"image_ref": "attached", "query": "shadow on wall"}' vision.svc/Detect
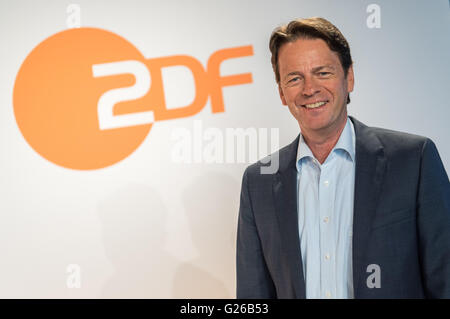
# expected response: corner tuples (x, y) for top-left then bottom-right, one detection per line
(98, 183), (178, 298)
(172, 171), (240, 298)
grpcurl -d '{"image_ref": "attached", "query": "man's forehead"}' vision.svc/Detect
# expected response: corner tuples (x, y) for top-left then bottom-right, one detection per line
(279, 57), (340, 73)
(278, 39), (341, 72)
(280, 38), (331, 54)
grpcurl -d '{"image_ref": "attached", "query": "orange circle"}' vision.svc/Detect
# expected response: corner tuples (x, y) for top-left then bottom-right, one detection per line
(13, 27), (152, 170)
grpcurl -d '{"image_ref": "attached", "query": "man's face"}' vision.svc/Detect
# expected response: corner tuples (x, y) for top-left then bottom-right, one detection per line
(278, 38), (354, 137)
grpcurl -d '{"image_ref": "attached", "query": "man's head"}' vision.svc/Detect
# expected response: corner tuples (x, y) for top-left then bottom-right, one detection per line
(269, 17), (354, 137)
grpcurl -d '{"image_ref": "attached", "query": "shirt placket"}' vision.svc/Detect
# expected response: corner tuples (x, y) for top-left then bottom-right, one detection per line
(319, 159), (336, 298)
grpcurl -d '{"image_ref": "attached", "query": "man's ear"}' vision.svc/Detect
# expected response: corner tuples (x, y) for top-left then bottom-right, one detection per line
(346, 65), (355, 93)
(278, 85), (287, 105)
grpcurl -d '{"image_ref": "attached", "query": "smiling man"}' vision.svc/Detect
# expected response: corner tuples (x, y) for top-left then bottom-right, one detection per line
(236, 17), (450, 299)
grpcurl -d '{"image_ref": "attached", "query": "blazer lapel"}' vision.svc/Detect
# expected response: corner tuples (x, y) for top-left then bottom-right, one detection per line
(272, 135), (306, 298)
(350, 117), (387, 297)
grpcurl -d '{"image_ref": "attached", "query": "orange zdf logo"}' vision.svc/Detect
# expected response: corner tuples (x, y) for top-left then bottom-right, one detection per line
(13, 28), (253, 170)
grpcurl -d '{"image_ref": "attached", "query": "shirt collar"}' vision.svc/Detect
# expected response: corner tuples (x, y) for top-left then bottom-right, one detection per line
(296, 117), (356, 171)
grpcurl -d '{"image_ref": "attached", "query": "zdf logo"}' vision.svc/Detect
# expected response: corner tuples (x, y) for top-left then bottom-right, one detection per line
(13, 27), (253, 170)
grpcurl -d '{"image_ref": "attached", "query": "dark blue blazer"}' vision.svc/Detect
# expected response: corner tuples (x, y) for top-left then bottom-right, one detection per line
(237, 117), (450, 298)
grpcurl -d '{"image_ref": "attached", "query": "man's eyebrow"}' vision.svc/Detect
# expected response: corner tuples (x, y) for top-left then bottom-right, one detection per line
(283, 65), (336, 80)
(312, 65), (336, 72)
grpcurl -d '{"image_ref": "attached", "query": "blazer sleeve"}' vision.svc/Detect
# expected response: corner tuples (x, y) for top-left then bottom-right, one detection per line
(236, 168), (276, 298)
(417, 138), (450, 298)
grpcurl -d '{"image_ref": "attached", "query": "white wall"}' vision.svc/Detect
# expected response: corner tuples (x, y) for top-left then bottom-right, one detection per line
(0, 0), (448, 298)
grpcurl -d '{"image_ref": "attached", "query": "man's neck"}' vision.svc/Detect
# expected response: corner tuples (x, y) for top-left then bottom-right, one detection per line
(301, 117), (348, 164)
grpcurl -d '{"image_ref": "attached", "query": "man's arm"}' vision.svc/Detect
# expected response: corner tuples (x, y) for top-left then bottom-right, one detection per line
(236, 168), (276, 298)
(417, 138), (450, 298)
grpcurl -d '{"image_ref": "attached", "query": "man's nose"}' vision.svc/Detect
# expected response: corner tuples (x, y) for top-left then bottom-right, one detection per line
(302, 77), (320, 97)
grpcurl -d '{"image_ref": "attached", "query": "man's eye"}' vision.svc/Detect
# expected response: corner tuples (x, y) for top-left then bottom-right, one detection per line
(288, 77), (300, 83)
(318, 72), (331, 76)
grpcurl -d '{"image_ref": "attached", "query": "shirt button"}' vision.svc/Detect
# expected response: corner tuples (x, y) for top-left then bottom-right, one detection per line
(325, 291), (332, 298)
(324, 180), (329, 186)
(325, 254), (330, 260)
(323, 216), (329, 223)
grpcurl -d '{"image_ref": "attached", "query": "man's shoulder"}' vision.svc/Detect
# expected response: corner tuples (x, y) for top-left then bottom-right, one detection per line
(243, 135), (299, 178)
(362, 123), (430, 153)
(351, 117), (432, 154)
(243, 118), (437, 178)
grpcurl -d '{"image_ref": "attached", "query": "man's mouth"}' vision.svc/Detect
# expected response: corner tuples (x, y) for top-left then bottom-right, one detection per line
(301, 101), (328, 109)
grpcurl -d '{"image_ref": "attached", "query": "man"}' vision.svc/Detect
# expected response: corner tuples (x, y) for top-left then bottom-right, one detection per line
(236, 17), (450, 299)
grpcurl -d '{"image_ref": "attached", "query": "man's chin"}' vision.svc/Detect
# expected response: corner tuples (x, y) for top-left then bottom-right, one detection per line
(298, 118), (339, 136)
(298, 117), (328, 130)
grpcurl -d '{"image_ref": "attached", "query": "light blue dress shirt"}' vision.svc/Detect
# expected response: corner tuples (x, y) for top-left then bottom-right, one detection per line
(296, 117), (356, 299)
